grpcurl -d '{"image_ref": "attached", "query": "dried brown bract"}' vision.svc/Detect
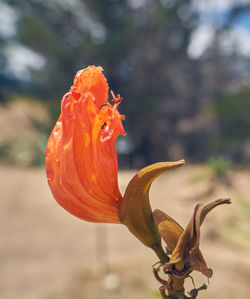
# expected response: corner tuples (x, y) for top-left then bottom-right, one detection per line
(153, 198), (231, 298)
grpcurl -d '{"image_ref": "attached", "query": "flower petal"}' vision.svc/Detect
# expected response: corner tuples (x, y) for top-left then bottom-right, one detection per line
(72, 94), (124, 206)
(45, 66), (125, 223)
(72, 66), (108, 107)
(45, 114), (99, 222)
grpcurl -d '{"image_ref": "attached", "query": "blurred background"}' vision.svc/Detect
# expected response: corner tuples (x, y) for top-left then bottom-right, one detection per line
(1, 0), (250, 298)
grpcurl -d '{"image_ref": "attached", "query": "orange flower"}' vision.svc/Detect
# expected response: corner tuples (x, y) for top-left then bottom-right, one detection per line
(45, 66), (185, 260)
(45, 66), (125, 223)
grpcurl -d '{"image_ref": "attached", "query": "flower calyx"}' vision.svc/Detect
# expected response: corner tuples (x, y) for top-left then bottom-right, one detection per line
(118, 160), (185, 263)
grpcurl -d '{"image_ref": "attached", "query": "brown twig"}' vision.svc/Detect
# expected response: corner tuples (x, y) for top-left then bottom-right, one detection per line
(153, 264), (207, 299)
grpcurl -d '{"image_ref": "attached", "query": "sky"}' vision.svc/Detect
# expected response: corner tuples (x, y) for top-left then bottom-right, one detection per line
(192, 0), (250, 11)
(189, 0), (250, 58)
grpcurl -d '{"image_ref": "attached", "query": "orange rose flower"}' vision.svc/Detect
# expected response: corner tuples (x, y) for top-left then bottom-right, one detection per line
(45, 66), (125, 223)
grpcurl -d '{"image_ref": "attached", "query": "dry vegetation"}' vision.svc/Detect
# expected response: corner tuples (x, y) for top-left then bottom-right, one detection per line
(1, 164), (250, 299)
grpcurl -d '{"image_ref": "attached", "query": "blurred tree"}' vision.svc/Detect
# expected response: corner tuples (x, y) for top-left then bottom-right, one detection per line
(1, 0), (250, 165)
(211, 85), (250, 162)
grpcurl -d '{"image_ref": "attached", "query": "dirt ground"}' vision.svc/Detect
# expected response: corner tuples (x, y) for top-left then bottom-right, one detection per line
(1, 164), (250, 299)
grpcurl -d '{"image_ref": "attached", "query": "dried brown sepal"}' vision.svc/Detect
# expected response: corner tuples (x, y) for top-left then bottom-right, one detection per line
(164, 198), (231, 278)
(153, 209), (184, 252)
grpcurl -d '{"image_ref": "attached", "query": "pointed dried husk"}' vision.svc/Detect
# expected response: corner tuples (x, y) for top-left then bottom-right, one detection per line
(118, 160), (185, 253)
(164, 198), (231, 277)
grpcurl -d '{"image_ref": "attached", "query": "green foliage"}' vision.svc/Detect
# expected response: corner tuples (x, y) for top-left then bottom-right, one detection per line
(207, 156), (231, 178)
(211, 85), (250, 161)
(225, 197), (250, 243)
(0, 133), (48, 166)
(0, 96), (51, 166)
(238, 197), (250, 220)
(188, 172), (210, 183)
(0, 143), (10, 157)
(154, 292), (163, 298)
(226, 222), (250, 242)
(221, 194), (250, 246)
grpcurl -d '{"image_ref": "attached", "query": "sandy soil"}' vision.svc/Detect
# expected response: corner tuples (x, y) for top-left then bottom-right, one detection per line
(1, 164), (250, 299)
